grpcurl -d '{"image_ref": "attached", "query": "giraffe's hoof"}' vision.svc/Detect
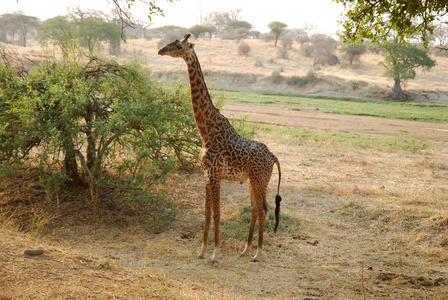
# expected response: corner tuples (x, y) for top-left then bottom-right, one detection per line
(251, 258), (261, 262)
(240, 252), (249, 257)
(209, 258), (219, 264)
(197, 254), (205, 259)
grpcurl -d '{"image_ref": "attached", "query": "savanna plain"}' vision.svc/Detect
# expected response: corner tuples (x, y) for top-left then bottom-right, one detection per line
(1, 38), (448, 299)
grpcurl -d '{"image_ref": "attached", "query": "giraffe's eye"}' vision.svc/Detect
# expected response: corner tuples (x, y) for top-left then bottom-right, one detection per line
(176, 44), (183, 49)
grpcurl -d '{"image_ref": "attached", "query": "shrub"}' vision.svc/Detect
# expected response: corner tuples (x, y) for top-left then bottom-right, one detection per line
(237, 42), (251, 56)
(280, 34), (293, 49)
(261, 32), (274, 43)
(301, 42), (314, 57)
(340, 44), (367, 65)
(0, 52), (200, 205)
(314, 53), (340, 65)
(271, 71), (283, 84)
(254, 60), (263, 67)
(277, 48), (289, 59)
(287, 69), (318, 87)
(301, 34), (340, 66)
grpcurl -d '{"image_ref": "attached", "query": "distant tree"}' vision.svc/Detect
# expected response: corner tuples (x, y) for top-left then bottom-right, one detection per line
(228, 8), (243, 21)
(102, 19), (123, 55)
(189, 24), (216, 39)
(38, 16), (76, 52)
(0, 12), (40, 47)
(339, 44), (367, 65)
(268, 21), (288, 47)
(133, 19), (152, 39)
(334, 0), (448, 47)
(0, 14), (15, 43)
(222, 20), (253, 41)
(203, 24), (217, 39)
(380, 40), (436, 100)
(156, 25), (186, 48)
(203, 9), (246, 37)
(280, 32), (293, 49)
(227, 20), (252, 31)
(38, 11), (123, 55)
(204, 11), (230, 36)
(432, 23), (448, 49)
(307, 34), (339, 65)
(76, 17), (106, 53)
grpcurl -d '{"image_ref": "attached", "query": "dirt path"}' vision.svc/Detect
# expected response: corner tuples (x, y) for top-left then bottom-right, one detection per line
(223, 102), (448, 142)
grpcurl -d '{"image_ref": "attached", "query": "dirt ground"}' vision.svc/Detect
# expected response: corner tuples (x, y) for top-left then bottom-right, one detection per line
(1, 102), (448, 299)
(222, 102), (448, 142)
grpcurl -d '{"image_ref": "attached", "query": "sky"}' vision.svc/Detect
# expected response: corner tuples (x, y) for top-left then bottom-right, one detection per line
(2, 0), (345, 35)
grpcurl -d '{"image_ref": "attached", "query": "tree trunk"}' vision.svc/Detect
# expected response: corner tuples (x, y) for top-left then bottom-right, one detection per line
(390, 78), (409, 101)
(64, 152), (82, 185)
(109, 40), (121, 55)
(0, 31), (7, 43)
(63, 137), (83, 186)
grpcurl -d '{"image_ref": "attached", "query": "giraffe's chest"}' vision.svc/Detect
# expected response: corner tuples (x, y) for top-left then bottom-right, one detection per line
(199, 147), (250, 183)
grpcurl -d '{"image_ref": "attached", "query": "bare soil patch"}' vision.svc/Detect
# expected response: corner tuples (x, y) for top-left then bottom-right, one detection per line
(223, 102), (448, 142)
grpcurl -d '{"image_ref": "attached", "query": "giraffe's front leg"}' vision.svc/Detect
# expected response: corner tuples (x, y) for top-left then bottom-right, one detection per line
(198, 182), (212, 259)
(210, 179), (222, 263)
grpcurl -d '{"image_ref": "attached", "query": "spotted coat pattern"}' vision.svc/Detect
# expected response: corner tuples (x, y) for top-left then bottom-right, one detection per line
(158, 34), (282, 262)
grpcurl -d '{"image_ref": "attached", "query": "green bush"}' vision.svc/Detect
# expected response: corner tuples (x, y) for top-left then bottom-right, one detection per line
(0, 52), (200, 205)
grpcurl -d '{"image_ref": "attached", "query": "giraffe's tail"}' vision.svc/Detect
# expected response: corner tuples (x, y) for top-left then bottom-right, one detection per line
(274, 157), (282, 233)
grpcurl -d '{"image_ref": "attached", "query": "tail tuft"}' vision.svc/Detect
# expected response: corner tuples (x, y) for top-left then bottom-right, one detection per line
(274, 194), (282, 233)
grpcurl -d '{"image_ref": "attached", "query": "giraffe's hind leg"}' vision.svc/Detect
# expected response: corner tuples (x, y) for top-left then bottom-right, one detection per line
(252, 200), (267, 262)
(245, 169), (271, 262)
(240, 204), (258, 257)
(198, 182), (212, 259)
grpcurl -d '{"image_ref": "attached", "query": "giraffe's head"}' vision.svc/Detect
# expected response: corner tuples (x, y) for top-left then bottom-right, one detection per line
(158, 34), (195, 58)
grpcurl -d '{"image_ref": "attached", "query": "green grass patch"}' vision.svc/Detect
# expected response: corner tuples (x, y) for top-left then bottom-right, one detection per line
(260, 124), (436, 154)
(338, 201), (387, 224)
(222, 204), (300, 241)
(220, 89), (448, 123)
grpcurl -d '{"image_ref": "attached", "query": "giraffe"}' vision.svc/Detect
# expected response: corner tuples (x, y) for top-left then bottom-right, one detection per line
(158, 34), (282, 263)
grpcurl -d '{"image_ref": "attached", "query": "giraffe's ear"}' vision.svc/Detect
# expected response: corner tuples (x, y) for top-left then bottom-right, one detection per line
(189, 43), (195, 49)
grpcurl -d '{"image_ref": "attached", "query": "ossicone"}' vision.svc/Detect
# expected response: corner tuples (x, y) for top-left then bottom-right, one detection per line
(181, 34), (191, 43)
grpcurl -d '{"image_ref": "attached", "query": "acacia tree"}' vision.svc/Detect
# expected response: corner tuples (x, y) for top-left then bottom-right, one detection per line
(38, 13), (122, 54)
(0, 12), (40, 46)
(339, 44), (367, 65)
(38, 16), (76, 52)
(268, 21), (288, 47)
(432, 23), (448, 49)
(0, 52), (200, 204)
(335, 0), (448, 47)
(380, 40), (436, 100)
(189, 24), (216, 39)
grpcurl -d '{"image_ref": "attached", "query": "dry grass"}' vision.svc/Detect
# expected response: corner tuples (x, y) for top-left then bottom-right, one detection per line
(5, 37), (448, 103)
(1, 127), (447, 299)
(123, 38), (448, 102)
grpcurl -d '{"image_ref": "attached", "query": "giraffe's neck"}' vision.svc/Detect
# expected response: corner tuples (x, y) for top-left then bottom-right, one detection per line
(184, 49), (222, 145)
